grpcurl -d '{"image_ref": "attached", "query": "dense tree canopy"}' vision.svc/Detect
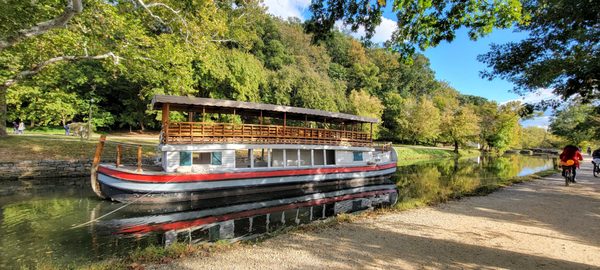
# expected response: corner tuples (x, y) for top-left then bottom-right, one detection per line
(0, 0), (540, 152)
(479, 0), (600, 103)
(550, 103), (596, 145)
(306, 0), (525, 57)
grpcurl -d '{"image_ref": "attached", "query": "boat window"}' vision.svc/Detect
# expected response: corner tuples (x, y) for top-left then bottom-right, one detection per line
(353, 151), (363, 162)
(253, 149), (268, 168)
(299, 149), (311, 166)
(193, 152), (211, 165)
(314, 149), (325, 165)
(271, 149), (284, 167)
(179, 151), (192, 166)
(286, 149), (299, 166)
(211, 152), (222, 165)
(325, 150), (335, 165)
(235, 149), (251, 168)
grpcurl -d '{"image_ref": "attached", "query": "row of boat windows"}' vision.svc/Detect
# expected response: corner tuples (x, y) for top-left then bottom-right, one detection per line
(179, 149), (364, 168)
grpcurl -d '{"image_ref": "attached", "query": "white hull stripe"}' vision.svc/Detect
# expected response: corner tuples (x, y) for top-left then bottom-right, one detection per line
(98, 167), (397, 193)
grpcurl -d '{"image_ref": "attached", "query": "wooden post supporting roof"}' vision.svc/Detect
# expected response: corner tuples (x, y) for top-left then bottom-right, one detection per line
(370, 122), (373, 143)
(162, 104), (170, 144)
(260, 110), (263, 125)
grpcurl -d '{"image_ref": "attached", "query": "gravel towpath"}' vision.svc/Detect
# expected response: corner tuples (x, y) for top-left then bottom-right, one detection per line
(153, 157), (600, 270)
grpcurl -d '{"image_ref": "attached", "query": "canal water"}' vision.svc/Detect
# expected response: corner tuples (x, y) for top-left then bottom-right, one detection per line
(0, 154), (555, 269)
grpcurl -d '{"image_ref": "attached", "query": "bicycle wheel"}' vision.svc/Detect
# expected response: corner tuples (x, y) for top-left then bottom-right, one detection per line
(565, 168), (571, 186)
(594, 165), (599, 178)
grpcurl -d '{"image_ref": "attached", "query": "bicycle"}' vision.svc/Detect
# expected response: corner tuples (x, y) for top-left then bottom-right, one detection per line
(561, 159), (576, 186)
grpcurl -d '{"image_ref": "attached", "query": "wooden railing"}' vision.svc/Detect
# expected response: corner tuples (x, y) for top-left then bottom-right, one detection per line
(163, 122), (373, 146)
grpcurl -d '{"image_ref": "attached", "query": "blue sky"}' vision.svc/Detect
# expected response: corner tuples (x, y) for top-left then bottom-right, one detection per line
(420, 28), (530, 103)
(262, 0), (554, 126)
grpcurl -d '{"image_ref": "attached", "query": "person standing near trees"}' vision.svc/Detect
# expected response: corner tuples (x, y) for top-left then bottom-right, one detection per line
(587, 146), (592, 156)
(17, 121), (25, 134)
(12, 122), (18, 134)
(64, 123), (70, 136)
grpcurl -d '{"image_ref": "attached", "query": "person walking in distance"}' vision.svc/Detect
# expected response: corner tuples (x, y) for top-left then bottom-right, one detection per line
(17, 121), (25, 134)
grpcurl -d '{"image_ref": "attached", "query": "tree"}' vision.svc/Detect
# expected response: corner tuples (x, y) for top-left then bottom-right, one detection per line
(479, 0), (600, 103)
(441, 106), (481, 153)
(549, 103), (595, 145)
(306, 0), (525, 57)
(407, 97), (441, 144)
(349, 90), (384, 138)
(1, 0), (227, 136)
(485, 102), (522, 152)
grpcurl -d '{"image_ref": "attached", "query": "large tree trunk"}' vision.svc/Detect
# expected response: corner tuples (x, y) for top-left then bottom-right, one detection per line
(454, 140), (459, 153)
(0, 86), (6, 137)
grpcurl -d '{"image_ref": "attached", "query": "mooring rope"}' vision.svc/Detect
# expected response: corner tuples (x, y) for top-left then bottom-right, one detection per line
(71, 139), (172, 229)
(71, 173), (181, 229)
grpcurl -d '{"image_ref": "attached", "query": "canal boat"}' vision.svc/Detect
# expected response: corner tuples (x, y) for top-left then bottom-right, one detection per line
(91, 95), (397, 203)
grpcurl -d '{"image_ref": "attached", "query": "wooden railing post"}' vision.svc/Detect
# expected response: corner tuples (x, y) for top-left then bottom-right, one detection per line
(116, 144), (122, 167)
(90, 135), (106, 199)
(137, 145), (143, 172)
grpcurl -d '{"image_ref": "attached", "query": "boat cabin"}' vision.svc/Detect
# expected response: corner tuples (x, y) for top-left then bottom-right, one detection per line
(151, 95), (392, 173)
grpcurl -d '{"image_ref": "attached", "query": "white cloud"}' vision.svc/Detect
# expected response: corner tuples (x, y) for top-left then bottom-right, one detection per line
(521, 116), (551, 129)
(335, 17), (398, 44)
(262, 0), (311, 20)
(502, 88), (558, 105)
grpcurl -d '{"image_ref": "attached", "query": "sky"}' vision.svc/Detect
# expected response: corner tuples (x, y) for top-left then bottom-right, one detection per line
(261, 0), (554, 127)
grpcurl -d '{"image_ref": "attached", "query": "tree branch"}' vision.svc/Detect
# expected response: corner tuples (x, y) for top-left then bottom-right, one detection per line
(2, 52), (121, 89)
(132, 0), (190, 42)
(0, 0), (83, 52)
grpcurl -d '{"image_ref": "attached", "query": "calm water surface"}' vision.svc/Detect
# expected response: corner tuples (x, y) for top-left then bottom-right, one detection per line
(0, 154), (555, 269)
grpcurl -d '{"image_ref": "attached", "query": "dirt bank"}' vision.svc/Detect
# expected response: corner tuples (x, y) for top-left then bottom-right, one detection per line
(153, 157), (600, 270)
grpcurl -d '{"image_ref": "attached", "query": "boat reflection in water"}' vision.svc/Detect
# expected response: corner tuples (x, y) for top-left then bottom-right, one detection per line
(98, 184), (397, 246)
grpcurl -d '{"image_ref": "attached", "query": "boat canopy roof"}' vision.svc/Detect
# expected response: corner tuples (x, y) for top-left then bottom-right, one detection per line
(151, 95), (378, 123)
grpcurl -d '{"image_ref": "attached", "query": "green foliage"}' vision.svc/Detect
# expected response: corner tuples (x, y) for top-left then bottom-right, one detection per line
(520, 126), (564, 149)
(307, 0), (525, 57)
(349, 90), (383, 138)
(549, 103), (596, 145)
(1, 0), (528, 144)
(479, 0), (600, 102)
(441, 106), (481, 152)
(407, 97), (441, 144)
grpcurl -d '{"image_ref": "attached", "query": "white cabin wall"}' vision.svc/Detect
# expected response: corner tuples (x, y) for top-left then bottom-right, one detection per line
(164, 151), (180, 173)
(163, 150), (235, 173)
(335, 151), (354, 165)
(336, 150), (369, 165)
(221, 150), (235, 169)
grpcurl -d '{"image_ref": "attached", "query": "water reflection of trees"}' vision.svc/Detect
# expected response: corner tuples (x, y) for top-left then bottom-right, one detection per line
(395, 155), (554, 206)
(0, 197), (155, 268)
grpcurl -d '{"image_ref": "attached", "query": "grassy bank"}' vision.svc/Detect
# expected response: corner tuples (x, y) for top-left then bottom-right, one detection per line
(394, 145), (480, 165)
(78, 168), (557, 270)
(0, 134), (157, 162)
(393, 169), (558, 210)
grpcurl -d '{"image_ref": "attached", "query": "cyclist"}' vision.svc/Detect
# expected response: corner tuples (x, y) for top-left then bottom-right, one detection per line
(593, 148), (600, 159)
(560, 145), (583, 182)
(592, 147), (600, 167)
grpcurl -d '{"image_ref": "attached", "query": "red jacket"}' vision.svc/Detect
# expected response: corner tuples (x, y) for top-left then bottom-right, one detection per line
(560, 150), (583, 168)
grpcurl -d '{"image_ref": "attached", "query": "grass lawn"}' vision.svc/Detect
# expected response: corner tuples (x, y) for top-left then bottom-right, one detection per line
(394, 145), (480, 165)
(0, 133), (158, 162)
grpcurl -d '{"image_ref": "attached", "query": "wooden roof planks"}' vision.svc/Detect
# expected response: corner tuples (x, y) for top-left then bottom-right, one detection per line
(151, 95), (379, 124)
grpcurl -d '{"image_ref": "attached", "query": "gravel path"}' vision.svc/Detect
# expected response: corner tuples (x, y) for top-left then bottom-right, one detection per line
(154, 157), (600, 270)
